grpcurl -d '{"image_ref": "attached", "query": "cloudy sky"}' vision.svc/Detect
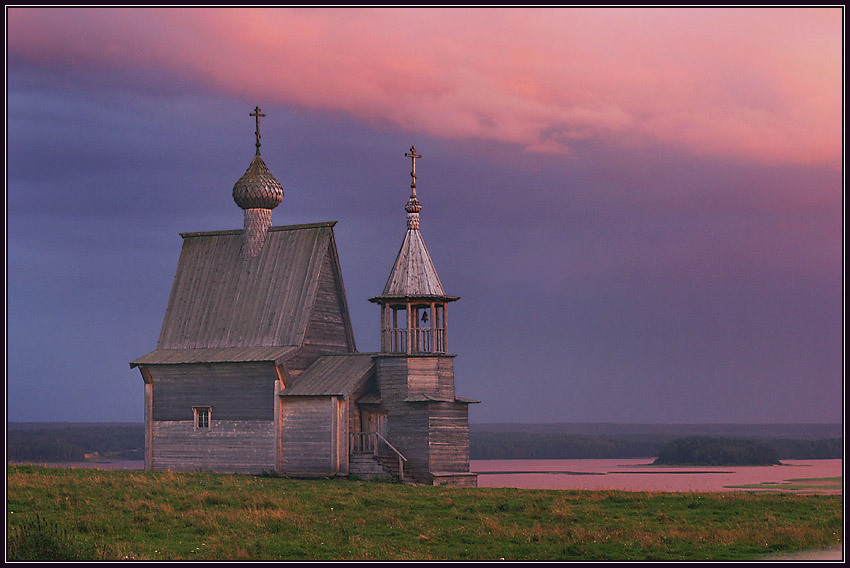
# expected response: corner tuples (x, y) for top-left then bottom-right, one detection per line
(6, 7), (843, 424)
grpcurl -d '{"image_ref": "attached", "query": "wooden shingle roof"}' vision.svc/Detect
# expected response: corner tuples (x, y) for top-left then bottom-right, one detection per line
(155, 222), (345, 350)
(379, 228), (447, 298)
(281, 354), (375, 397)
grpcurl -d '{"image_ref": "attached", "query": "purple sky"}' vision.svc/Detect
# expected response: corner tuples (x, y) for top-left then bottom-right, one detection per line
(6, 7), (844, 424)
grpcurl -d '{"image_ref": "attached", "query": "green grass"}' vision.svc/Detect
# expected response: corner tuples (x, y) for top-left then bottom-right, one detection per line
(726, 477), (842, 492)
(6, 465), (842, 561)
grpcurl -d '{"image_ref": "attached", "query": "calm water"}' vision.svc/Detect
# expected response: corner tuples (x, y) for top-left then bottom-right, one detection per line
(16, 458), (842, 493)
(471, 458), (843, 493)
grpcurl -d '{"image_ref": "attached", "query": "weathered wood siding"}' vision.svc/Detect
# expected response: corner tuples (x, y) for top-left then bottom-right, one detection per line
(148, 363), (275, 421)
(428, 402), (471, 473)
(144, 362), (277, 473)
(302, 238), (355, 353)
(151, 420), (275, 473)
(407, 356), (455, 399)
(375, 355), (455, 401)
(280, 397), (345, 476)
(386, 403), (431, 480)
(375, 357), (432, 479)
(144, 382), (153, 470)
(348, 378), (377, 434)
(373, 355), (473, 482)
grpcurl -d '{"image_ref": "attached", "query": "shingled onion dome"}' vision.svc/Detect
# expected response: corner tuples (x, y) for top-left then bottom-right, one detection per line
(233, 106), (283, 259)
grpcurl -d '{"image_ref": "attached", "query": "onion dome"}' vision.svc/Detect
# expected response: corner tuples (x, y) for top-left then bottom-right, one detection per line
(232, 153), (284, 210)
(233, 106), (283, 260)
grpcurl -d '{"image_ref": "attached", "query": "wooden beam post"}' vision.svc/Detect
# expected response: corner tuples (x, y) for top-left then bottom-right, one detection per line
(430, 302), (436, 353)
(406, 301), (412, 354)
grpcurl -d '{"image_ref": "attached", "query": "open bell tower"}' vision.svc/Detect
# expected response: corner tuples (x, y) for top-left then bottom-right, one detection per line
(370, 146), (459, 354)
(367, 146), (477, 486)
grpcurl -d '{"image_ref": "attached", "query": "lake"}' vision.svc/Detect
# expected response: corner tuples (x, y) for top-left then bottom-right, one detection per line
(16, 458), (842, 493)
(471, 458), (842, 493)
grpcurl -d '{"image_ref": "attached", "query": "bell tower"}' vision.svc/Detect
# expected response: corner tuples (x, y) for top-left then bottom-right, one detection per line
(369, 146), (459, 354)
(368, 146), (477, 486)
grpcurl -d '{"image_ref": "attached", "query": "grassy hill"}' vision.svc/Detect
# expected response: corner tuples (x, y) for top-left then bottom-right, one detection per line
(6, 465), (843, 561)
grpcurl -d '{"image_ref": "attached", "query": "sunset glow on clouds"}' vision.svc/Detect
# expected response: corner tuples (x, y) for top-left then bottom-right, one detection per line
(6, 7), (843, 424)
(8, 7), (842, 167)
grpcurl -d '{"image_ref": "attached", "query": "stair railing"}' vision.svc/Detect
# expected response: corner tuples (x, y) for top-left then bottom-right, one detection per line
(350, 432), (375, 453)
(375, 432), (407, 482)
(349, 431), (408, 482)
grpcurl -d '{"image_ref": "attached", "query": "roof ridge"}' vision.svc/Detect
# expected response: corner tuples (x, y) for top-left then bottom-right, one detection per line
(180, 221), (337, 238)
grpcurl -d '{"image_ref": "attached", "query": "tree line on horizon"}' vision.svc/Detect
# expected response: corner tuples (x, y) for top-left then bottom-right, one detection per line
(7, 425), (144, 463)
(469, 431), (843, 461)
(5, 424), (843, 463)
(652, 436), (781, 466)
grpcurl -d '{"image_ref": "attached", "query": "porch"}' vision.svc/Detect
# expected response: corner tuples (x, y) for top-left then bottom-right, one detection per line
(349, 431), (408, 482)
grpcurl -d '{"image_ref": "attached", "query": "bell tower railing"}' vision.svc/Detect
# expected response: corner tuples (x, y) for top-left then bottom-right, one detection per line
(379, 300), (448, 354)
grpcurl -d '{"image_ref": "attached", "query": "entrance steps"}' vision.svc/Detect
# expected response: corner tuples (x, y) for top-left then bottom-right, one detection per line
(348, 452), (391, 479)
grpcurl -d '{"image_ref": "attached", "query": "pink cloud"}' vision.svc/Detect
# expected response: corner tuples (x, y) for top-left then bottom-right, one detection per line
(8, 7), (842, 167)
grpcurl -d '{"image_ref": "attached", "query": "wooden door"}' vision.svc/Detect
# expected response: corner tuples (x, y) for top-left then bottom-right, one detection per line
(362, 409), (387, 437)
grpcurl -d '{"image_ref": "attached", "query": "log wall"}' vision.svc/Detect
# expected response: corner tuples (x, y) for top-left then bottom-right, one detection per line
(149, 363), (275, 421)
(150, 419), (275, 473)
(428, 402), (471, 473)
(375, 356), (431, 480)
(374, 355), (474, 482)
(280, 396), (347, 476)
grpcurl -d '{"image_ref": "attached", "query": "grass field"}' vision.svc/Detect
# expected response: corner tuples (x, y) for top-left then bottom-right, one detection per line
(724, 476), (842, 491)
(6, 465), (843, 561)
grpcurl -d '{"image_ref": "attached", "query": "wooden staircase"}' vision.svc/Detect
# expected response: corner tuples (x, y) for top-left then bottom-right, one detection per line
(348, 452), (391, 479)
(349, 432), (413, 483)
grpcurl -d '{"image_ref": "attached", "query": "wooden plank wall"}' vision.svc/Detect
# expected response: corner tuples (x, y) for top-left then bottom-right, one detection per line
(144, 383), (153, 470)
(280, 397), (337, 476)
(145, 362), (278, 473)
(375, 357), (431, 479)
(287, 244), (356, 381)
(428, 402), (471, 473)
(407, 356), (455, 399)
(149, 363), (275, 421)
(307, 233), (356, 351)
(151, 419), (275, 473)
(348, 379), (376, 434)
(374, 355), (473, 482)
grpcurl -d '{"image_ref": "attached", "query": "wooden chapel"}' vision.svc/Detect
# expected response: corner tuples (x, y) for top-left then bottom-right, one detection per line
(130, 108), (478, 486)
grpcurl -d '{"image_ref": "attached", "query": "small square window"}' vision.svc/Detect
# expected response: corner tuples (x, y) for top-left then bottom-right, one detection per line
(194, 407), (211, 429)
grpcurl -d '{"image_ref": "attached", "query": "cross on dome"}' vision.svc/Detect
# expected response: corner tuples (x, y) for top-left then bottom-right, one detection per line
(405, 146), (422, 195)
(250, 106), (266, 153)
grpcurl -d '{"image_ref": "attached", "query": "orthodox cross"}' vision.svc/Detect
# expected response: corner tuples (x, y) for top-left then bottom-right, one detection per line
(405, 146), (422, 193)
(250, 106), (265, 152)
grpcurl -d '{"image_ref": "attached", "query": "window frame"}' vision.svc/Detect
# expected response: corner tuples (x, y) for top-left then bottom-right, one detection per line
(193, 406), (212, 430)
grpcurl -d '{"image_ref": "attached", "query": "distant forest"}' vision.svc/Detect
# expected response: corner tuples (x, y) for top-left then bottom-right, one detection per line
(468, 432), (842, 460)
(5, 422), (843, 463)
(653, 436), (781, 466)
(7, 424), (144, 463)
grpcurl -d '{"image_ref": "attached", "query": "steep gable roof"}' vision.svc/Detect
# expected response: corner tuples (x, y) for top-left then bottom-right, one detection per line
(155, 222), (349, 350)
